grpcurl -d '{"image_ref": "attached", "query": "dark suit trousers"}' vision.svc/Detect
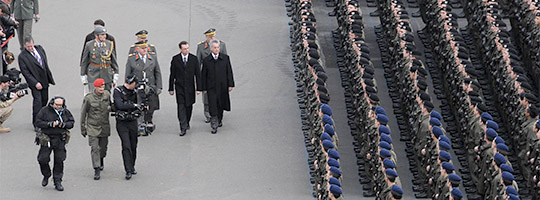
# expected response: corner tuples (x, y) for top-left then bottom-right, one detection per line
(116, 120), (138, 173)
(177, 103), (193, 131)
(37, 136), (66, 181)
(31, 87), (48, 127)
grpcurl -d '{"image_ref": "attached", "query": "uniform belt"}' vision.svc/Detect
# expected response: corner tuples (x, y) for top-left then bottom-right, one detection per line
(90, 62), (111, 68)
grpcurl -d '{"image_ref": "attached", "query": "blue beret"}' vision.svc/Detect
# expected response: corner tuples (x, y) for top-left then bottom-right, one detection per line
(439, 135), (450, 144)
(430, 117), (441, 126)
(536, 119), (540, 129)
(377, 114), (389, 124)
(328, 158), (340, 168)
(448, 173), (462, 183)
(321, 132), (332, 141)
(500, 164), (514, 173)
(330, 166), (342, 176)
(378, 125), (391, 134)
(320, 104), (333, 116)
(439, 141), (451, 150)
(451, 188), (463, 198)
(328, 149), (340, 160)
(391, 185), (403, 195)
(383, 158), (396, 169)
(379, 141), (392, 150)
(380, 149), (392, 158)
(486, 120), (499, 131)
(496, 143), (509, 153)
(502, 171), (514, 181)
(439, 150), (452, 161)
(322, 139), (335, 149)
(322, 114), (334, 125)
(380, 133), (393, 144)
(329, 184), (342, 195)
(494, 136), (505, 144)
(385, 168), (398, 177)
(375, 106), (386, 115)
(324, 124), (335, 135)
(486, 128), (498, 140)
(505, 186), (518, 195)
(329, 177), (341, 187)
(442, 161), (455, 171)
(494, 153), (506, 166)
(430, 110), (442, 120)
(508, 194), (520, 200)
(432, 126), (443, 138)
(481, 112), (493, 121)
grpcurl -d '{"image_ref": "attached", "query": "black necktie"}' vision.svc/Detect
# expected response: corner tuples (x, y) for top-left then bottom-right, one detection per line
(183, 57), (187, 65)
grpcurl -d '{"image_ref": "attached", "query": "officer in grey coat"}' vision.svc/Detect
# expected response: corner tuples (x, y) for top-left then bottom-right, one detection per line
(125, 40), (162, 127)
(80, 78), (111, 180)
(196, 28), (227, 123)
(128, 30), (157, 56)
(80, 26), (119, 92)
(10, 0), (39, 50)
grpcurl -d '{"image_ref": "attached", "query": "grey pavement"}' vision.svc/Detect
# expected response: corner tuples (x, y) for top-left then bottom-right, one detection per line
(0, 1), (312, 199)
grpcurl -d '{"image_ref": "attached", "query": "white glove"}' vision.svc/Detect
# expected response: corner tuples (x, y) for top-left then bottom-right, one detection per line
(113, 74), (119, 84)
(80, 75), (88, 85)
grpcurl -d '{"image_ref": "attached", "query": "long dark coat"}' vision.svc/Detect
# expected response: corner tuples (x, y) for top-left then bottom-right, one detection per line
(18, 45), (55, 89)
(168, 53), (201, 105)
(200, 53), (234, 111)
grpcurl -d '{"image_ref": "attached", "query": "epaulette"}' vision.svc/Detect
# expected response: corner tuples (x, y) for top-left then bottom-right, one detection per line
(149, 52), (156, 55)
(128, 53), (136, 57)
(149, 44), (155, 47)
(197, 41), (205, 45)
(130, 45), (135, 47)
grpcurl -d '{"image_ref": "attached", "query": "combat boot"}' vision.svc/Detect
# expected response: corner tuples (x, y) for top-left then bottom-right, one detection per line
(54, 179), (64, 191)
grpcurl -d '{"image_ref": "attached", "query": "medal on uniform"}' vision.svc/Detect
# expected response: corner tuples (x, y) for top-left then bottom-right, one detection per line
(92, 54), (96, 59)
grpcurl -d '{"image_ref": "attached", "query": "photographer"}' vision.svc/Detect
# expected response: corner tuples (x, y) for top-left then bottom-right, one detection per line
(35, 96), (74, 191)
(113, 74), (143, 180)
(0, 4), (17, 52)
(0, 75), (22, 132)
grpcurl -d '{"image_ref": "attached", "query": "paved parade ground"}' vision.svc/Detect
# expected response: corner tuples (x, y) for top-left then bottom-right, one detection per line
(0, 0), (313, 199)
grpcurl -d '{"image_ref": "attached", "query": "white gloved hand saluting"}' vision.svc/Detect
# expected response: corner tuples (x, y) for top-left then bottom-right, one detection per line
(80, 75), (88, 85)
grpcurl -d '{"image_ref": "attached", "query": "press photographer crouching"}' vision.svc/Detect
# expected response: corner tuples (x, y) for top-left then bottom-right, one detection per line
(35, 96), (75, 191)
(0, 75), (25, 133)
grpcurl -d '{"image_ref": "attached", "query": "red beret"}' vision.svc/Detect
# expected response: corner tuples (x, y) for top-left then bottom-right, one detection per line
(94, 78), (105, 87)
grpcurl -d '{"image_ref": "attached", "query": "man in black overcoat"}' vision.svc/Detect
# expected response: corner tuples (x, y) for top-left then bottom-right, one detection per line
(18, 36), (54, 130)
(200, 40), (234, 134)
(169, 41), (201, 136)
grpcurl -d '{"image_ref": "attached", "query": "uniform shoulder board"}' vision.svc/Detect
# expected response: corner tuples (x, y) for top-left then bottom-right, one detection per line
(149, 52), (156, 55)
(128, 53), (136, 57)
(197, 41), (205, 45)
(130, 45), (135, 47)
(149, 44), (155, 47)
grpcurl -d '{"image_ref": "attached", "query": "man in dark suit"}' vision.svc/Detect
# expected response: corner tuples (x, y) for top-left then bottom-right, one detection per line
(18, 36), (54, 131)
(200, 40), (234, 134)
(80, 19), (116, 62)
(169, 41), (201, 136)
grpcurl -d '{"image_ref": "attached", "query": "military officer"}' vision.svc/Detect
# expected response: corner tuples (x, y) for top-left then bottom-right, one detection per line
(196, 28), (228, 123)
(80, 26), (119, 92)
(80, 78), (112, 180)
(125, 40), (162, 132)
(128, 30), (156, 56)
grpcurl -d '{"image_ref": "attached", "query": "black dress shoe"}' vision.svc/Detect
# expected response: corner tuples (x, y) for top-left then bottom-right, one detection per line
(94, 168), (101, 180)
(132, 170), (137, 175)
(186, 124), (190, 130)
(363, 191), (376, 197)
(125, 172), (132, 180)
(211, 128), (217, 134)
(54, 181), (64, 191)
(218, 122), (223, 127)
(99, 158), (104, 171)
(41, 176), (49, 187)
(414, 193), (428, 198)
(204, 119), (210, 123)
(180, 130), (186, 136)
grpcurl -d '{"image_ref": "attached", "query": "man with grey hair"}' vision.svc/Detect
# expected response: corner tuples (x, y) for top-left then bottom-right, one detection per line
(200, 39), (234, 134)
(80, 25), (118, 92)
(196, 28), (227, 123)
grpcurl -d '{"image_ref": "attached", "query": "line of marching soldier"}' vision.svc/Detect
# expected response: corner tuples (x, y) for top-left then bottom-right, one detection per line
(285, 0), (345, 199)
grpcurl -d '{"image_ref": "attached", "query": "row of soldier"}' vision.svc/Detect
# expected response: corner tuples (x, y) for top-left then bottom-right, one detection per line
(372, 0), (470, 199)
(331, 0), (407, 199)
(286, 0), (345, 199)
(464, 0), (540, 198)
(414, 0), (526, 199)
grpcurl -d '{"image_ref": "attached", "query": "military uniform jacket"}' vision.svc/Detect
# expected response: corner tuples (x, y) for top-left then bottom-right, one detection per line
(196, 40), (227, 66)
(80, 39), (118, 84)
(125, 53), (162, 90)
(80, 90), (111, 137)
(10, 0), (38, 20)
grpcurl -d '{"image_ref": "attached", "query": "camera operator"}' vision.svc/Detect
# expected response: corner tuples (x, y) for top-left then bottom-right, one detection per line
(0, 75), (22, 132)
(35, 96), (74, 191)
(0, 4), (17, 53)
(113, 74), (144, 180)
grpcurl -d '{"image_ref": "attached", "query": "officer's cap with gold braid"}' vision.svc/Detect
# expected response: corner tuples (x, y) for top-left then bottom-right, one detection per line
(204, 28), (216, 36)
(135, 30), (148, 38)
(135, 40), (148, 48)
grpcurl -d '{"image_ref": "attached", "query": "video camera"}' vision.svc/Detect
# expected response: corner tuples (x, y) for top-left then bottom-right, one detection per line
(0, 68), (28, 101)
